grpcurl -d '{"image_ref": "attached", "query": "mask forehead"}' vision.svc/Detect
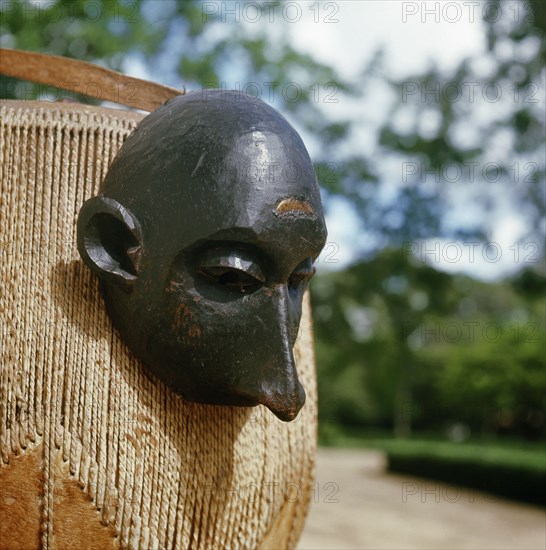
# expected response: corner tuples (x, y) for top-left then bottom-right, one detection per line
(224, 130), (321, 215)
(169, 129), (326, 266)
(101, 90), (326, 262)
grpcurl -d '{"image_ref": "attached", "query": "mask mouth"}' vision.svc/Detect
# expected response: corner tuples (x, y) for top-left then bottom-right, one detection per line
(171, 376), (306, 421)
(264, 386), (306, 421)
(233, 381), (306, 422)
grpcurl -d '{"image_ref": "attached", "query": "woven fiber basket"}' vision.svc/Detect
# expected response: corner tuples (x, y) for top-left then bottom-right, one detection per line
(0, 100), (318, 550)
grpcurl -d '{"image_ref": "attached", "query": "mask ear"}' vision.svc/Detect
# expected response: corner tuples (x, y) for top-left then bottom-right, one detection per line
(77, 196), (142, 289)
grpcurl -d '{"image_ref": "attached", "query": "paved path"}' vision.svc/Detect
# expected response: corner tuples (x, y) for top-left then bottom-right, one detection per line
(298, 448), (546, 550)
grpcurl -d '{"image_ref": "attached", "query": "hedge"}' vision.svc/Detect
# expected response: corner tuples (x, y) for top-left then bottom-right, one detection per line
(387, 450), (545, 506)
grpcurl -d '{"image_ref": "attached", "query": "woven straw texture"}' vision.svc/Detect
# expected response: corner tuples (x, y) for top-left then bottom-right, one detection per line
(0, 100), (317, 549)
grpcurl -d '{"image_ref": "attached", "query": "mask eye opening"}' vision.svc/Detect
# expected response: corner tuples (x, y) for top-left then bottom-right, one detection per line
(288, 260), (316, 290)
(198, 265), (263, 294)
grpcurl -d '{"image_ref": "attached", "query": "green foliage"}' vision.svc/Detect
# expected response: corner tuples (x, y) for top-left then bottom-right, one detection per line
(387, 445), (546, 506)
(1, 0), (163, 64)
(311, 251), (546, 438)
(318, 429), (546, 504)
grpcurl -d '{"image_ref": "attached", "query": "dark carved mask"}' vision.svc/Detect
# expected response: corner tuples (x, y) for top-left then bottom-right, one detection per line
(77, 90), (327, 421)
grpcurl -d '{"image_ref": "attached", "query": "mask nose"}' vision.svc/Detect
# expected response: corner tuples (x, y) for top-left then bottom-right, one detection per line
(236, 284), (306, 422)
(256, 345), (306, 422)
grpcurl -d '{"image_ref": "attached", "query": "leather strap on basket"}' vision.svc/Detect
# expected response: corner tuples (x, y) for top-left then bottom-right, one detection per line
(0, 48), (184, 112)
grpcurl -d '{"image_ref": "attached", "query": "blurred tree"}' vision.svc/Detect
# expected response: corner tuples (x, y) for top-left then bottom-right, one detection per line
(312, 248), (458, 435)
(308, 0), (544, 439)
(375, 0), (545, 244)
(312, 252), (545, 439)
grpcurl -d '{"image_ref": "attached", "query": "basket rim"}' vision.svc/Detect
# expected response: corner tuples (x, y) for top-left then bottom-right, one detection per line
(0, 99), (146, 122)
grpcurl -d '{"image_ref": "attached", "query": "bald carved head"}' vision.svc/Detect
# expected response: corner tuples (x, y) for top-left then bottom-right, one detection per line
(77, 90), (327, 421)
